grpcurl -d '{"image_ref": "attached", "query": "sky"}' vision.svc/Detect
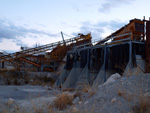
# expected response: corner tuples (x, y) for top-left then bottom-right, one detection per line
(0, 0), (150, 53)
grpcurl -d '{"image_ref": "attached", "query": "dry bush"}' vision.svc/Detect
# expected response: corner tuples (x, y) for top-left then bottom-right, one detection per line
(1, 101), (25, 113)
(82, 85), (90, 93)
(117, 79), (150, 113)
(88, 90), (96, 97)
(81, 85), (96, 97)
(132, 79), (150, 113)
(123, 93), (134, 102)
(48, 105), (56, 113)
(54, 92), (74, 110)
(63, 88), (74, 92)
(35, 107), (44, 113)
(133, 95), (150, 113)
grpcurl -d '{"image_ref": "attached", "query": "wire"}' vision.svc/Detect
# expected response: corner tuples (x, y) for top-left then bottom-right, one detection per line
(63, 32), (75, 38)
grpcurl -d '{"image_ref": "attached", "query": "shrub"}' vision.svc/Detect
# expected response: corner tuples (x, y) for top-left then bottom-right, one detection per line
(88, 90), (96, 97)
(133, 95), (150, 113)
(82, 85), (90, 93)
(54, 93), (74, 110)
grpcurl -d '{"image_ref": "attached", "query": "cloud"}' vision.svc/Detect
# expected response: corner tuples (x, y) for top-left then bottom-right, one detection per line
(98, 0), (135, 13)
(72, 21), (105, 39)
(0, 19), (59, 40)
(72, 20), (126, 40)
(97, 20), (126, 31)
(0, 19), (62, 52)
(0, 38), (21, 52)
(72, 4), (80, 12)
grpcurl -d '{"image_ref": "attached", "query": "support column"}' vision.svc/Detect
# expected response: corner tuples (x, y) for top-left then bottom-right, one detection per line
(103, 45), (107, 82)
(146, 21), (150, 73)
(2, 62), (4, 68)
(129, 40), (132, 67)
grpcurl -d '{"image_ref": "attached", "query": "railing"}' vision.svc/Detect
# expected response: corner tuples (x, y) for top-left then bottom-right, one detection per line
(74, 33), (132, 49)
(0, 34), (91, 62)
(0, 36), (78, 62)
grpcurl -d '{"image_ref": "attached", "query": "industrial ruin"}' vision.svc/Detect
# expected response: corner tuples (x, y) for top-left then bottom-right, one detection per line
(0, 17), (150, 90)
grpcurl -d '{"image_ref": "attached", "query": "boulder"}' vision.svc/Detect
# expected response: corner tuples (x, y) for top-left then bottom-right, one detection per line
(103, 73), (121, 86)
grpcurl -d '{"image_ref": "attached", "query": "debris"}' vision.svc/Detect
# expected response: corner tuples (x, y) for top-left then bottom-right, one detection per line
(111, 98), (117, 103)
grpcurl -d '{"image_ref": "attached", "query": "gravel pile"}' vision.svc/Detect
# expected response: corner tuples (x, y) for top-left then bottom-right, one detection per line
(74, 74), (150, 113)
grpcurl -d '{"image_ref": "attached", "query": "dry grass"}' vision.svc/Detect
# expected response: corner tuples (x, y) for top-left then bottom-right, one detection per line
(81, 85), (96, 97)
(48, 105), (56, 113)
(34, 107), (44, 113)
(117, 78), (150, 113)
(88, 90), (96, 97)
(54, 92), (74, 110)
(133, 95), (150, 113)
(82, 85), (90, 93)
(123, 93), (134, 102)
(138, 96), (150, 113)
(132, 79), (150, 113)
(62, 88), (74, 92)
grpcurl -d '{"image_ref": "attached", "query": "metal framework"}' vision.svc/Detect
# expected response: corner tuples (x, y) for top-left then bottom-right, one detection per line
(55, 31), (146, 90)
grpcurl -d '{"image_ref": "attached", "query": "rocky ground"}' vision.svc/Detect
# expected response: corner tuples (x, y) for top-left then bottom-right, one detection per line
(71, 74), (150, 113)
(0, 73), (150, 113)
(0, 85), (61, 113)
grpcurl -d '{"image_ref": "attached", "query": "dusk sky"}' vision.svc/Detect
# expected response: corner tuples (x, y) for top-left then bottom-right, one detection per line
(0, 0), (149, 52)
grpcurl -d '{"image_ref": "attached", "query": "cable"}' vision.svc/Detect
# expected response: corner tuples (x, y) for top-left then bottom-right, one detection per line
(63, 32), (75, 38)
